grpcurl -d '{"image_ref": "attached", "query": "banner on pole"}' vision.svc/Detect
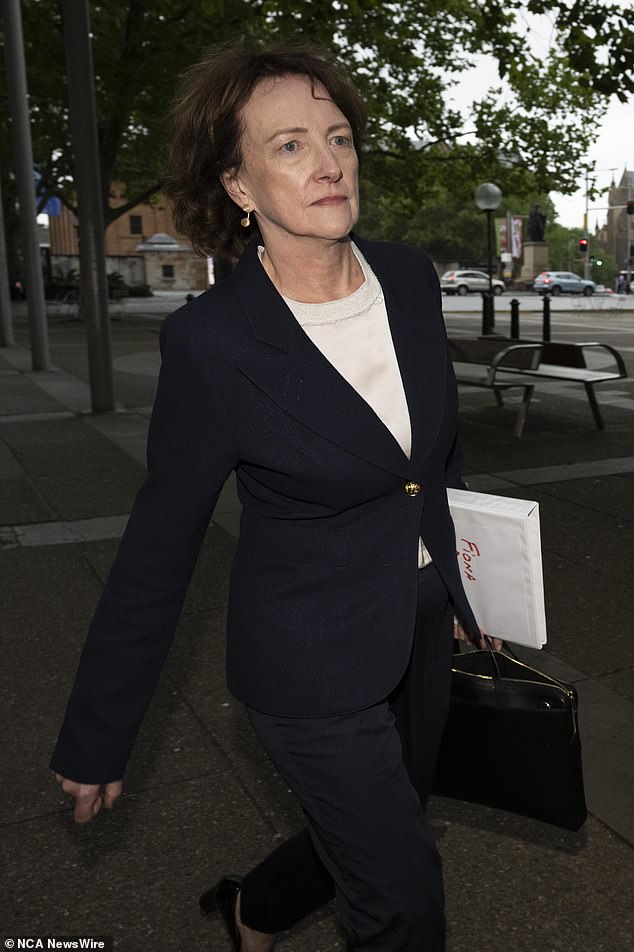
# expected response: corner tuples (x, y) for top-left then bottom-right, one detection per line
(511, 217), (523, 258)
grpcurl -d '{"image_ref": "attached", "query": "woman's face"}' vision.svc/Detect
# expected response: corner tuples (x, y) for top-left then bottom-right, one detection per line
(223, 73), (360, 247)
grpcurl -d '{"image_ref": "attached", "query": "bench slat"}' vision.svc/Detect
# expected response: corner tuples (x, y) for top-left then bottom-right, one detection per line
(448, 335), (628, 433)
(505, 366), (623, 383)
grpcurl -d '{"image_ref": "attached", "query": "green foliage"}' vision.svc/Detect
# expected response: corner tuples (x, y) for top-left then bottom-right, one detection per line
(127, 282), (153, 297)
(106, 271), (127, 290)
(358, 159), (556, 265)
(545, 223), (585, 271)
(359, 172), (489, 263)
(1, 0), (632, 243)
(524, 0), (634, 101)
(589, 251), (617, 287)
(544, 222), (617, 285)
(44, 267), (79, 301)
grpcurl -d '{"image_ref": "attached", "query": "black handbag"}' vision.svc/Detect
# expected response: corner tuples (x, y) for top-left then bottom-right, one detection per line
(432, 643), (587, 830)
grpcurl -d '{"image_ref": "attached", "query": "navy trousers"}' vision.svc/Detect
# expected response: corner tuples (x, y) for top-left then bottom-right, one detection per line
(240, 562), (455, 951)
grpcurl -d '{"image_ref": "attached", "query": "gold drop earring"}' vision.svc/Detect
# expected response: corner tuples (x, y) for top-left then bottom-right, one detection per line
(240, 206), (251, 228)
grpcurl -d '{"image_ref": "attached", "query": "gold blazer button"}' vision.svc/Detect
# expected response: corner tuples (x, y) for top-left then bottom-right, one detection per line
(404, 481), (422, 496)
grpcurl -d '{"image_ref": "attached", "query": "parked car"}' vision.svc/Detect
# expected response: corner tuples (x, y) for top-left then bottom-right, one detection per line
(440, 270), (505, 296)
(533, 271), (596, 296)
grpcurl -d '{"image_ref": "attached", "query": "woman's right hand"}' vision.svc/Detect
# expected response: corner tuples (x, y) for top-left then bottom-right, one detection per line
(454, 620), (503, 652)
(54, 773), (123, 824)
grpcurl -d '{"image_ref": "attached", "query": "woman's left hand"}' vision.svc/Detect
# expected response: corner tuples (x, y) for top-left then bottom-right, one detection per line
(454, 620), (504, 652)
(54, 773), (123, 824)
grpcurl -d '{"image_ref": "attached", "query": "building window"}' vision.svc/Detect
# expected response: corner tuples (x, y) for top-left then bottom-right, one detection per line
(129, 214), (142, 235)
(162, 264), (175, 279)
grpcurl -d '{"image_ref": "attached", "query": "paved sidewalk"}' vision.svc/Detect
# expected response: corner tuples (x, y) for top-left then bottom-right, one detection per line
(1, 307), (633, 952)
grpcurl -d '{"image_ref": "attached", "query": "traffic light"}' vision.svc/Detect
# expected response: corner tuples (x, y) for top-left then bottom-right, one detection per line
(578, 237), (589, 255)
(627, 200), (634, 215)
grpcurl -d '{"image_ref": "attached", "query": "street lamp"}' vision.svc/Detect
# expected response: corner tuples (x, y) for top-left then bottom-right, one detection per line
(475, 182), (502, 335)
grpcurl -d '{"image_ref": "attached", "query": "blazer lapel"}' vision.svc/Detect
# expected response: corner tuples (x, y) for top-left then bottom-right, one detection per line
(355, 236), (447, 468)
(230, 237), (446, 477)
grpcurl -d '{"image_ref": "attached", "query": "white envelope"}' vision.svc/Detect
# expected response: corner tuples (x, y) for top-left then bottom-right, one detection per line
(447, 488), (547, 649)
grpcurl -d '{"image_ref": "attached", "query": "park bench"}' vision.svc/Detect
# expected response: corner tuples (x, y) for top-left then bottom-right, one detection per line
(448, 339), (543, 437)
(449, 338), (628, 434)
(500, 341), (628, 430)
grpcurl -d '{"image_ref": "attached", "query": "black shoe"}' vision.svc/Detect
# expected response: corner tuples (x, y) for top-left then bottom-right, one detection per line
(199, 875), (243, 951)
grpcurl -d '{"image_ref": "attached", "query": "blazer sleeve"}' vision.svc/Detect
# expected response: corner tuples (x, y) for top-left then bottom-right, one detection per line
(444, 425), (467, 491)
(444, 344), (467, 490)
(50, 314), (238, 784)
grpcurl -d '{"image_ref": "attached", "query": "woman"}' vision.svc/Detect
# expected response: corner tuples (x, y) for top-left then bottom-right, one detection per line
(51, 43), (482, 952)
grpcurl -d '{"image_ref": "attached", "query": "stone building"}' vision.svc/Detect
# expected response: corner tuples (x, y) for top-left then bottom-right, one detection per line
(48, 187), (208, 290)
(135, 232), (205, 291)
(604, 168), (634, 270)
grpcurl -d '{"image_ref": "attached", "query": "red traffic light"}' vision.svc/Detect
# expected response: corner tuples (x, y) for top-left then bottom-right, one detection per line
(578, 238), (589, 254)
(627, 200), (634, 215)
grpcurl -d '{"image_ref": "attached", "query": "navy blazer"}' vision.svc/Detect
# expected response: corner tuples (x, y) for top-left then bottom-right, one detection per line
(51, 235), (479, 784)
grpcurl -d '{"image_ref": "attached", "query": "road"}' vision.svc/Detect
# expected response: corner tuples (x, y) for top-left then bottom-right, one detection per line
(443, 296), (634, 379)
(10, 291), (634, 394)
(441, 290), (634, 315)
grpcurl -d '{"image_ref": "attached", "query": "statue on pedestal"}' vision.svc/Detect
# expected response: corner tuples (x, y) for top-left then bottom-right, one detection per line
(527, 204), (546, 242)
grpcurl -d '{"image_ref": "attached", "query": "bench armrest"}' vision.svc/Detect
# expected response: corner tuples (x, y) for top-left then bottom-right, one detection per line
(487, 343), (543, 385)
(571, 342), (628, 378)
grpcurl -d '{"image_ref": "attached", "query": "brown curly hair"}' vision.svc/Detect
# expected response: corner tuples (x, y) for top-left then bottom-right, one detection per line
(164, 41), (367, 260)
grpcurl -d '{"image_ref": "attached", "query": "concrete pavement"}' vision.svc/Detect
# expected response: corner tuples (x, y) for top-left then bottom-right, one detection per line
(1, 299), (633, 951)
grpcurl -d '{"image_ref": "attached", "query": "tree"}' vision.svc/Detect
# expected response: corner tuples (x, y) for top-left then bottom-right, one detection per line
(545, 222), (617, 285)
(589, 251), (617, 288)
(359, 163), (492, 264)
(1, 0), (633, 245)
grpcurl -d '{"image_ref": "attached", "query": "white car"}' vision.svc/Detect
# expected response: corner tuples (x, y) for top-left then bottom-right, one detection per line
(441, 269), (505, 296)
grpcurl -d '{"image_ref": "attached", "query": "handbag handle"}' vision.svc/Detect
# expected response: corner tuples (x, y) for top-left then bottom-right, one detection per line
(483, 634), (520, 671)
(482, 636), (526, 706)
(454, 634), (520, 679)
(482, 635), (505, 701)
